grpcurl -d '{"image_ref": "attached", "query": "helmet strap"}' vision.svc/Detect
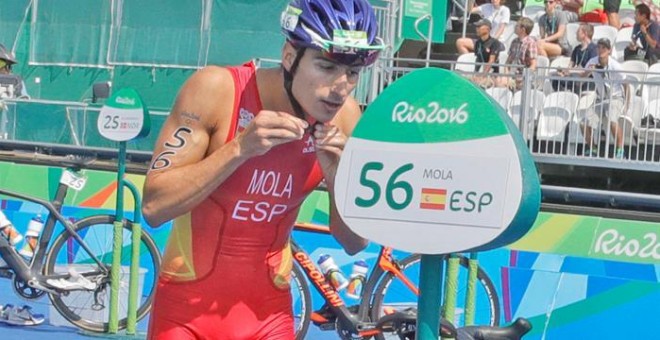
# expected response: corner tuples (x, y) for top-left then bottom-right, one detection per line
(283, 47), (307, 121)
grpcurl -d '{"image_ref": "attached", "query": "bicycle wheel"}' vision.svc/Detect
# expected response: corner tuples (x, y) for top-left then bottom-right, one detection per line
(370, 254), (500, 340)
(292, 262), (312, 340)
(44, 214), (161, 332)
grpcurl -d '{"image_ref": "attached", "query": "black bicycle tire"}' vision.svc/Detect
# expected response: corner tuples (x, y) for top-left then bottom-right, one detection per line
(44, 214), (161, 333)
(369, 254), (500, 340)
(292, 261), (312, 340)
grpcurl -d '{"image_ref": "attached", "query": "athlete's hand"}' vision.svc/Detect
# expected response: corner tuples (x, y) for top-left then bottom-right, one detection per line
(314, 123), (347, 184)
(236, 110), (308, 158)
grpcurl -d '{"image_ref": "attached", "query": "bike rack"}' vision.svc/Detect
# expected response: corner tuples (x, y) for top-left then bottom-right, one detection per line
(97, 88), (151, 335)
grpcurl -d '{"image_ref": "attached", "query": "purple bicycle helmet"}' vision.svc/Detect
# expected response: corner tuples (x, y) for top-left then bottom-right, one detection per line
(281, 0), (385, 66)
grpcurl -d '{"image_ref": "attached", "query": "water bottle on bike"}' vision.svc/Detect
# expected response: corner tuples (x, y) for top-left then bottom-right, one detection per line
(318, 254), (348, 291)
(18, 215), (44, 259)
(346, 259), (368, 299)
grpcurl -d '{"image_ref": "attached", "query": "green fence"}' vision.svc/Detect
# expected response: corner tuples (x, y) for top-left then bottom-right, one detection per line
(2, 0), (292, 109)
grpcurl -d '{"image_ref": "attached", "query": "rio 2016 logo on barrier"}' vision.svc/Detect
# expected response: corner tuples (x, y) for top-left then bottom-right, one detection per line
(391, 101), (469, 124)
(594, 228), (660, 260)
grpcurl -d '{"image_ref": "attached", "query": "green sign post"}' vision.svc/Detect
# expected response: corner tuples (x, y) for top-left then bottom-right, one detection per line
(97, 88), (151, 334)
(335, 68), (540, 338)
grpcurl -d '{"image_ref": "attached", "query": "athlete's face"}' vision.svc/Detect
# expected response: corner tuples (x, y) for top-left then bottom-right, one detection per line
(288, 48), (363, 122)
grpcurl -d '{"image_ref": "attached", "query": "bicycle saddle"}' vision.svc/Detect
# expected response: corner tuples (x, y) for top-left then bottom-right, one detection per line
(457, 317), (532, 340)
(374, 307), (457, 339)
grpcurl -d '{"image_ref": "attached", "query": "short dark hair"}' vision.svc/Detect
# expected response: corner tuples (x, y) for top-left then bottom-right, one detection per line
(597, 38), (612, 50)
(518, 17), (535, 35)
(636, 4), (651, 20)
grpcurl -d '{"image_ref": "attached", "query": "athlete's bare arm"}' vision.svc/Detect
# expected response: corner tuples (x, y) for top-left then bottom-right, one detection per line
(315, 96), (368, 255)
(142, 67), (308, 227)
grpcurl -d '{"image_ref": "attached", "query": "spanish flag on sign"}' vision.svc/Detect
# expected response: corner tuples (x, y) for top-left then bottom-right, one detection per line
(420, 188), (447, 210)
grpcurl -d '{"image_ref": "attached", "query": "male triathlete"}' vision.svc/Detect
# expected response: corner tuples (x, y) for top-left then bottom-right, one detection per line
(142, 0), (385, 339)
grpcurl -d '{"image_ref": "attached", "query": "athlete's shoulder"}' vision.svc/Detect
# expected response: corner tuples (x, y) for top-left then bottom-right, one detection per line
(182, 66), (234, 97)
(172, 66), (236, 127)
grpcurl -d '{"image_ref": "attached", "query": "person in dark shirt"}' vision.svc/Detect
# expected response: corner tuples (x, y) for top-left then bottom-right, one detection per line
(625, 3), (660, 64)
(472, 19), (505, 87)
(553, 23), (598, 92)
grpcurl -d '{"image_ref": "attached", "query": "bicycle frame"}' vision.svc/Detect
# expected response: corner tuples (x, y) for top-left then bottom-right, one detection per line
(292, 222), (485, 336)
(292, 223), (420, 337)
(0, 168), (109, 289)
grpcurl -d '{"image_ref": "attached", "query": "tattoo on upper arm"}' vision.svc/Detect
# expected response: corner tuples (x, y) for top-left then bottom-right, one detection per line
(165, 127), (193, 148)
(150, 151), (176, 171)
(181, 112), (201, 125)
(150, 126), (193, 171)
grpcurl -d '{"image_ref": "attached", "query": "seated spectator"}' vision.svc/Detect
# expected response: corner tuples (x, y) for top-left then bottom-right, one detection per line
(471, 19), (506, 87)
(499, 17), (537, 90)
(634, 0), (660, 22)
(0, 44), (29, 99)
(456, 0), (510, 55)
(538, 0), (574, 58)
(624, 4), (660, 64)
(580, 38), (628, 159)
(553, 23), (598, 92)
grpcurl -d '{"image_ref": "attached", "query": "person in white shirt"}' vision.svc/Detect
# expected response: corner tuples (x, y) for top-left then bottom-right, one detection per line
(456, 0), (511, 54)
(580, 38), (628, 159)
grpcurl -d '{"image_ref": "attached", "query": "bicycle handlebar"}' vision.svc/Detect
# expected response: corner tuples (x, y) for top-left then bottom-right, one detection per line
(457, 317), (532, 340)
(375, 308), (531, 340)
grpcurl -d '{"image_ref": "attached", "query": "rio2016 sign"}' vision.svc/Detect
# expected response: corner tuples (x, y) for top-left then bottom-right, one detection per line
(334, 68), (541, 254)
(97, 88), (150, 142)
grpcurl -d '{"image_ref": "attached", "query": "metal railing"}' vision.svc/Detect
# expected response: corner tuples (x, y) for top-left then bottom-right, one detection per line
(369, 56), (660, 171)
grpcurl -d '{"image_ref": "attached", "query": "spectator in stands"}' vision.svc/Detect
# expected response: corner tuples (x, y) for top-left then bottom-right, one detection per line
(554, 23), (598, 92)
(580, 38), (628, 159)
(537, 0), (574, 58)
(499, 17), (537, 89)
(625, 4), (660, 64)
(604, 0), (622, 29)
(0, 44), (29, 99)
(472, 19), (506, 87)
(634, 0), (660, 22)
(456, 0), (510, 55)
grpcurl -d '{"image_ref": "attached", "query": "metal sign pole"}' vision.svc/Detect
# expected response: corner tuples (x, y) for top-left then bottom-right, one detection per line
(417, 254), (444, 339)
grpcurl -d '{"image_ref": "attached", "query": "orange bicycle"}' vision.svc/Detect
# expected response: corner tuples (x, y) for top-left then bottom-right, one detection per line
(290, 223), (512, 340)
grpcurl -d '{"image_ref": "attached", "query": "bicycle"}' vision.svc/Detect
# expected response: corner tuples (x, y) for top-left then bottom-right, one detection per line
(290, 222), (510, 340)
(0, 156), (161, 332)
